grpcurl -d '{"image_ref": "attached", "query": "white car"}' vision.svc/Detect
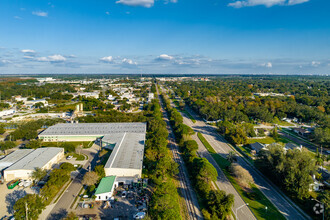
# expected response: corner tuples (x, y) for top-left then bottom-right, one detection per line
(66, 155), (73, 160)
(133, 212), (146, 219)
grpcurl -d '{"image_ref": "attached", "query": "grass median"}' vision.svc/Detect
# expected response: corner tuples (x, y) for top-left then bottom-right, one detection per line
(197, 132), (285, 220)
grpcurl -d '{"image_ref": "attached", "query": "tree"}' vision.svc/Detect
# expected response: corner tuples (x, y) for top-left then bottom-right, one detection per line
(82, 171), (99, 186)
(61, 142), (75, 152)
(94, 165), (105, 180)
(207, 190), (234, 220)
(226, 151), (237, 164)
(229, 163), (254, 188)
(76, 144), (83, 155)
(314, 127), (330, 148)
(0, 141), (16, 152)
(13, 194), (45, 220)
(30, 167), (47, 183)
(60, 162), (75, 172)
(25, 140), (41, 149)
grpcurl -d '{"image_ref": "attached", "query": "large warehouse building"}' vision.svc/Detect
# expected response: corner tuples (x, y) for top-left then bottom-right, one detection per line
(39, 122), (146, 179)
(1, 147), (64, 181)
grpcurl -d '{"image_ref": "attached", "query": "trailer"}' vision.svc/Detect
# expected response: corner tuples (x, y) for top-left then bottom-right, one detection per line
(7, 179), (20, 189)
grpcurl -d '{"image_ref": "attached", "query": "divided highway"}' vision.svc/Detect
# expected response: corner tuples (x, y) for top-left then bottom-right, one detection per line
(174, 94), (311, 220)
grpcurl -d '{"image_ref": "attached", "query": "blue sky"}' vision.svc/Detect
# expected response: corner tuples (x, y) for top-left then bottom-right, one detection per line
(0, 0), (329, 74)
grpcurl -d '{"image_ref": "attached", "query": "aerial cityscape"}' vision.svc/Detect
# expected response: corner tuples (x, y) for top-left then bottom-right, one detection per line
(0, 0), (329, 220)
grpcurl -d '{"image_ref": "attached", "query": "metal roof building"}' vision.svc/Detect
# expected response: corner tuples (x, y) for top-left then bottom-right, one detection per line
(3, 147), (64, 181)
(38, 122), (146, 142)
(38, 122), (146, 180)
(104, 133), (145, 178)
(0, 149), (33, 171)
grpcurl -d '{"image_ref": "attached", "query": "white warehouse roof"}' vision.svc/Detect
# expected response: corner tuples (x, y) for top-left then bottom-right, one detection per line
(105, 133), (145, 170)
(39, 122), (146, 136)
(5, 147), (63, 171)
(0, 149), (33, 171)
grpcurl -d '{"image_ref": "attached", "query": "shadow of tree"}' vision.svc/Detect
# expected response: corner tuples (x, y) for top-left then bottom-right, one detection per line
(5, 189), (27, 214)
(47, 208), (68, 220)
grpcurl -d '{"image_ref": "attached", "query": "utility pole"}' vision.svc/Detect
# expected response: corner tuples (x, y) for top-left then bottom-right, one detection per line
(25, 201), (28, 220)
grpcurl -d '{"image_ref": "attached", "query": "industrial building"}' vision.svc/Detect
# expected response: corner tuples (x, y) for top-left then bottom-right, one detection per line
(95, 176), (116, 201)
(38, 122), (146, 142)
(39, 122), (146, 180)
(1, 147), (64, 181)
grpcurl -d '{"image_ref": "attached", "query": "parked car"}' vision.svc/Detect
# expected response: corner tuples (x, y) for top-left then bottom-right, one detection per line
(66, 155), (73, 160)
(133, 212), (146, 219)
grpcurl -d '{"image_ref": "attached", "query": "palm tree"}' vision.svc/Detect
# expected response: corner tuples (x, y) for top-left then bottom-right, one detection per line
(227, 151), (237, 164)
(31, 167), (47, 183)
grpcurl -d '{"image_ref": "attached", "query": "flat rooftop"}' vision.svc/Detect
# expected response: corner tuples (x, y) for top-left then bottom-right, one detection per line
(105, 133), (145, 170)
(39, 122), (146, 136)
(5, 147), (63, 171)
(0, 149), (33, 171)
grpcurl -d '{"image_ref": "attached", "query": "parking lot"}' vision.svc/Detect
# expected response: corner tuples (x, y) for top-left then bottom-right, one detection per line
(75, 184), (149, 220)
(0, 181), (37, 219)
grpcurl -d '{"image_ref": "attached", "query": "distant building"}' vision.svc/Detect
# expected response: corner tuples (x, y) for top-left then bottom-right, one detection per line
(292, 127), (312, 137)
(0, 109), (15, 117)
(2, 147), (64, 181)
(147, 93), (154, 103)
(250, 142), (266, 154)
(284, 143), (301, 151)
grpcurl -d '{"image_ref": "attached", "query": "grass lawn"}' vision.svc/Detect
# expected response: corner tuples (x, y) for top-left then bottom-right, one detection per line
(247, 136), (289, 145)
(197, 132), (285, 220)
(66, 152), (86, 161)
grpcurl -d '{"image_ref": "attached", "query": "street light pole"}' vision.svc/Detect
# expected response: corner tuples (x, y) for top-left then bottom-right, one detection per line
(235, 203), (249, 219)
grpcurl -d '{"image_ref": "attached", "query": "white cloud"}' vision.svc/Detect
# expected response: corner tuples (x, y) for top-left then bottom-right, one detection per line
(122, 58), (137, 65)
(106, 11), (110, 15)
(36, 54), (66, 63)
(259, 62), (273, 68)
(32, 11), (48, 17)
(14, 16), (22, 20)
(116, 0), (154, 8)
(100, 56), (114, 63)
(228, 0), (308, 8)
(311, 61), (320, 67)
(288, 0), (309, 5)
(157, 54), (174, 61)
(21, 49), (36, 54)
(0, 59), (11, 66)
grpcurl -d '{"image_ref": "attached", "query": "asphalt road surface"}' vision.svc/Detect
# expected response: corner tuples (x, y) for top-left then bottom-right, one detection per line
(47, 148), (99, 220)
(179, 100), (311, 220)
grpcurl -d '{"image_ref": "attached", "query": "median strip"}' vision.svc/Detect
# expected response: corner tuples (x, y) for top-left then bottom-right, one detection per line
(197, 132), (285, 220)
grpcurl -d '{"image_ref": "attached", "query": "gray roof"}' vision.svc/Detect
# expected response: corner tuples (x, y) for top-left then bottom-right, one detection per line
(39, 122), (146, 136)
(105, 133), (145, 170)
(250, 142), (265, 152)
(0, 149), (33, 171)
(285, 142), (299, 150)
(5, 147), (63, 171)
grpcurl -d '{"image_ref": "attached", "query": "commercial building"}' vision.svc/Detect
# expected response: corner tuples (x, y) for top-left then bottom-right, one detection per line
(2, 147), (64, 181)
(39, 122), (146, 180)
(104, 133), (145, 178)
(95, 176), (116, 201)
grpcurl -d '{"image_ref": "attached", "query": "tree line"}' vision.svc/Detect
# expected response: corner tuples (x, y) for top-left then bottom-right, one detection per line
(161, 93), (234, 220)
(144, 98), (182, 219)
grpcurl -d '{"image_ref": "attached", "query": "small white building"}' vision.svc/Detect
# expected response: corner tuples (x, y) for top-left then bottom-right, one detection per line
(95, 176), (116, 201)
(0, 109), (16, 117)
